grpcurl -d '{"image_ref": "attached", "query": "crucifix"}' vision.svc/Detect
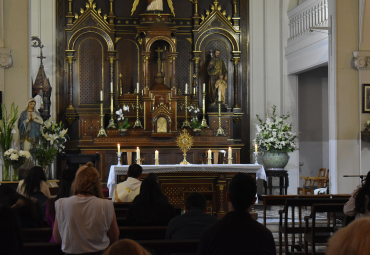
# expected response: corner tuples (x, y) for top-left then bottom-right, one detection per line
(155, 47), (164, 76)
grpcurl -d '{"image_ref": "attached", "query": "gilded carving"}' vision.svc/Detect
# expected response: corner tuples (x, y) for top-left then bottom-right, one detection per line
(157, 117), (167, 133)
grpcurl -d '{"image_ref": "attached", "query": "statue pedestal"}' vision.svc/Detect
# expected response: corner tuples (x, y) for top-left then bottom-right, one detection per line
(207, 104), (227, 113)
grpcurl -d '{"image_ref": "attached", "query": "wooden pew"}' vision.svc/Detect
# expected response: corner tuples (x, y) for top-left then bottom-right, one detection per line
(23, 242), (63, 255)
(113, 202), (132, 209)
(119, 226), (167, 240)
(262, 194), (350, 226)
(22, 228), (52, 242)
(304, 203), (345, 255)
(278, 197), (349, 255)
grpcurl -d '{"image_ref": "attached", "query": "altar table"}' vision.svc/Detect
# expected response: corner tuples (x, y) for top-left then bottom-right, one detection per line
(107, 164), (266, 213)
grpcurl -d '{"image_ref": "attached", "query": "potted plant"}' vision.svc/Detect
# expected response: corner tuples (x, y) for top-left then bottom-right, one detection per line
(4, 149), (31, 181)
(0, 103), (18, 181)
(35, 120), (68, 179)
(255, 105), (298, 170)
(191, 118), (204, 136)
(116, 106), (130, 136)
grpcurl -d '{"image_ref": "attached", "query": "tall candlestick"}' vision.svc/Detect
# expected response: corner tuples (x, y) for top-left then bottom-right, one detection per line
(136, 147), (140, 164)
(207, 149), (212, 165)
(137, 83), (139, 93)
(228, 147), (232, 159)
(218, 90), (221, 101)
(208, 150), (211, 158)
(100, 90), (103, 101)
(255, 143), (258, 153)
(142, 89), (143, 95)
(185, 83), (188, 94)
(203, 83), (205, 92)
(110, 82), (113, 92)
(155, 150), (159, 159)
(117, 144), (120, 154)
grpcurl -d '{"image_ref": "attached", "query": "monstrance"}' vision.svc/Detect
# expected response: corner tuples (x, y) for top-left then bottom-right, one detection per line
(176, 129), (194, 165)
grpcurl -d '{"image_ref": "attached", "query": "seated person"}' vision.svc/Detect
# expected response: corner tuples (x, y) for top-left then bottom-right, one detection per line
(344, 171), (370, 219)
(166, 192), (218, 239)
(53, 162), (119, 254)
(112, 164), (142, 202)
(0, 204), (23, 255)
(104, 239), (151, 255)
(46, 167), (77, 242)
(197, 173), (276, 255)
(17, 166), (51, 198)
(326, 217), (370, 255)
(126, 177), (175, 226)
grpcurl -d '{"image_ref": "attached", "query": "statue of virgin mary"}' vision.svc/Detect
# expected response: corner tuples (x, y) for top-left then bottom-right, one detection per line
(18, 98), (43, 151)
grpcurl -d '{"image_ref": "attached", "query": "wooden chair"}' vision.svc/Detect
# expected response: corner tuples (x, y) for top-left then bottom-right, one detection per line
(199, 150), (227, 164)
(304, 203), (345, 255)
(120, 149), (144, 165)
(298, 168), (327, 195)
(61, 152), (100, 172)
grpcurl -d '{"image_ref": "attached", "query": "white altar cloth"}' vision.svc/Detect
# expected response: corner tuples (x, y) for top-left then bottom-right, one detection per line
(107, 164), (266, 198)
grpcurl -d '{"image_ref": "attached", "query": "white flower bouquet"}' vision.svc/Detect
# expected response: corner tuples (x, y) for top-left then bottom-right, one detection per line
(116, 105), (130, 130)
(255, 105), (298, 152)
(4, 148), (31, 180)
(35, 120), (68, 169)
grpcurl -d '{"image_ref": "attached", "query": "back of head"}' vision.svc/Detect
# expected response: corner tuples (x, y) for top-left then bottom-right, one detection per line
(0, 184), (16, 198)
(228, 173), (257, 211)
(0, 204), (23, 255)
(72, 162), (104, 198)
(146, 173), (159, 182)
(104, 239), (151, 255)
(355, 171), (370, 213)
(22, 166), (46, 197)
(128, 164), (143, 179)
(327, 217), (370, 255)
(185, 192), (207, 212)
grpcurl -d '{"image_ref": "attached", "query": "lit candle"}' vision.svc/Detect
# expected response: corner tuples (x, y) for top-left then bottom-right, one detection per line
(117, 144), (120, 154)
(110, 82), (113, 92)
(208, 149), (212, 159)
(142, 89), (143, 95)
(137, 83), (139, 93)
(155, 150), (159, 159)
(203, 83), (205, 92)
(218, 90), (221, 101)
(228, 147), (232, 159)
(185, 83), (188, 94)
(100, 90), (103, 101)
(255, 143), (258, 153)
(137, 147), (140, 161)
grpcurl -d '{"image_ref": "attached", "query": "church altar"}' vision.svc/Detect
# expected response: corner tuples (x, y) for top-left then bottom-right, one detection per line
(108, 164), (266, 216)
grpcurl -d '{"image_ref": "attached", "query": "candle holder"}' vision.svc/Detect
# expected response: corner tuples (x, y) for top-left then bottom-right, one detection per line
(107, 92), (116, 128)
(134, 92), (143, 128)
(215, 100), (226, 136)
(253, 152), (259, 164)
(117, 152), (122, 165)
(201, 92), (209, 128)
(97, 100), (107, 137)
(136, 158), (141, 165)
(155, 158), (159, 165)
(228, 157), (233, 165)
(207, 155), (212, 165)
(181, 93), (191, 128)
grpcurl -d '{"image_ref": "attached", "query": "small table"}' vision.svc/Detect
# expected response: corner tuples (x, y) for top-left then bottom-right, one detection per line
(263, 170), (289, 195)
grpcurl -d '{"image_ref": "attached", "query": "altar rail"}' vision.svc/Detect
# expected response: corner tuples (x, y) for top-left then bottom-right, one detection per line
(288, 0), (328, 43)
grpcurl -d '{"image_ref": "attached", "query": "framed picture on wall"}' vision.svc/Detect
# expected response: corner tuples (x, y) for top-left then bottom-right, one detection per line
(363, 84), (370, 113)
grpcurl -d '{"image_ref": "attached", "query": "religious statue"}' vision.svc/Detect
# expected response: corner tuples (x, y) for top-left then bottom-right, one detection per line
(207, 49), (227, 105)
(131, 0), (175, 16)
(18, 99), (43, 151)
(215, 74), (228, 104)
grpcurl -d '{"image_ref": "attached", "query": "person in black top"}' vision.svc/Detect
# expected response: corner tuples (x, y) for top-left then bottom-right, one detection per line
(126, 176), (175, 226)
(197, 173), (276, 255)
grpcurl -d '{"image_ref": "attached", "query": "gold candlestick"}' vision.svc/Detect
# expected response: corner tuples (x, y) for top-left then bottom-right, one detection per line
(201, 92), (209, 128)
(107, 92), (115, 128)
(216, 100), (226, 136)
(181, 93), (191, 128)
(134, 92), (143, 128)
(228, 157), (233, 165)
(97, 100), (107, 137)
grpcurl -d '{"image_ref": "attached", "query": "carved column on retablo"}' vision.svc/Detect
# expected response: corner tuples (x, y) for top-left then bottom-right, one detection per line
(193, 57), (200, 98)
(216, 173), (227, 215)
(232, 57), (240, 109)
(171, 55), (177, 89)
(65, 51), (78, 124)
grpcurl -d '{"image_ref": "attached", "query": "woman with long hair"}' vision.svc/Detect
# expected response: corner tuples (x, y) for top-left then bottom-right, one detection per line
(46, 167), (77, 242)
(17, 166), (50, 198)
(126, 176), (175, 226)
(53, 162), (119, 254)
(344, 171), (370, 219)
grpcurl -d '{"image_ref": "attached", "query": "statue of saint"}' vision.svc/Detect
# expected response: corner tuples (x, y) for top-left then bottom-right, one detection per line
(147, 0), (163, 11)
(207, 49), (227, 105)
(215, 74), (228, 104)
(18, 99), (43, 151)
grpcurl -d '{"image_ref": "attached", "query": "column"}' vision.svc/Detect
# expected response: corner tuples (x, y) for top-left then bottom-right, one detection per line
(66, 55), (75, 110)
(233, 58), (240, 108)
(193, 57), (200, 99)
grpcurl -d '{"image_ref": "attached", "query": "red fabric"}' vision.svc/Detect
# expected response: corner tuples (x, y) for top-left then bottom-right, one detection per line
(102, 188), (109, 198)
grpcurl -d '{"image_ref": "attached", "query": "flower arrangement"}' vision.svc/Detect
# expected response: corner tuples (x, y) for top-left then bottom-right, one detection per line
(4, 149), (31, 180)
(191, 118), (205, 131)
(35, 120), (68, 169)
(188, 105), (200, 113)
(255, 105), (298, 152)
(116, 106), (130, 130)
(0, 103), (18, 180)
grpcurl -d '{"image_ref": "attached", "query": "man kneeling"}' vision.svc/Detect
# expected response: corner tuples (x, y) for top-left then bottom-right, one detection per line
(112, 164), (142, 202)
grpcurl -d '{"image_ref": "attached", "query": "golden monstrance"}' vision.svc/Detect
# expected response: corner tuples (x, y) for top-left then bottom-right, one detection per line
(176, 129), (194, 165)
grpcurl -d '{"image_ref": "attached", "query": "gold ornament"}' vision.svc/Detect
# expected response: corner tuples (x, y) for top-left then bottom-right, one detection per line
(176, 129), (194, 165)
